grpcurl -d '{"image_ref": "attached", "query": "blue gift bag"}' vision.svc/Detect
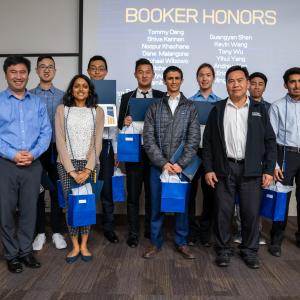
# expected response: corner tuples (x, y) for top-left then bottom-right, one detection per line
(161, 182), (190, 213)
(117, 133), (141, 162)
(57, 180), (66, 208)
(260, 189), (288, 221)
(90, 179), (104, 201)
(67, 186), (96, 227)
(112, 175), (125, 202)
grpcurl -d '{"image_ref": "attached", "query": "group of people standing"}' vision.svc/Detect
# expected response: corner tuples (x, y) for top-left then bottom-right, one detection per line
(0, 54), (299, 274)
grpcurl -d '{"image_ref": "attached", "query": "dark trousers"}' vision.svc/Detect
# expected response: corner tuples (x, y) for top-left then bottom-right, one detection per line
(189, 149), (215, 242)
(0, 158), (42, 260)
(150, 166), (189, 248)
(125, 147), (151, 238)
(214, 161), (261, 255)
(36, 143), (63, 234)
(271, 146), (300, 245)
(98, 139), (115, 233)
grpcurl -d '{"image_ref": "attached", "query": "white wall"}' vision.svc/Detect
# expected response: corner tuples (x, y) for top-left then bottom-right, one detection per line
(0, 0), (79, 91)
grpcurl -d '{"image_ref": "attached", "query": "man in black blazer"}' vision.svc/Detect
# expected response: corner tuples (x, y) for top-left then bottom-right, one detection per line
(118, 58), (164, 247)
(203, 66), (276, 269)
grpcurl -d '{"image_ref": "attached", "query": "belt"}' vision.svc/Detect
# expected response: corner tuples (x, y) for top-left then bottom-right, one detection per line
(278, 144), (300, 153)
(228, 157), (245, 164)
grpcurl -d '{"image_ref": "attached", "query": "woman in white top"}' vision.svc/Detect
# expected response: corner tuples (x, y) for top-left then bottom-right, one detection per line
(55, 74), (104, 263)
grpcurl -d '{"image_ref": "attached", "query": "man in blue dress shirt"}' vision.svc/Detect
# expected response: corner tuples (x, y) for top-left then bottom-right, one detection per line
(188, 63), (221, 246)
(30, 55), (66, 252)
(0, 55), (51, 273)
(268, 67), (300, 257)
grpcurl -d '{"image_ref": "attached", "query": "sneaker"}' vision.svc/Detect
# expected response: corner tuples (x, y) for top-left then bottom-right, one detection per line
(32, 233), (46, 251)
(232, 233), (242, 244)
(52, 233), (67, 249)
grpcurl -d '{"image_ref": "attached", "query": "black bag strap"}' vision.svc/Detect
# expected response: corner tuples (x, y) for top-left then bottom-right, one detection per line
(64, 106), (97, 182)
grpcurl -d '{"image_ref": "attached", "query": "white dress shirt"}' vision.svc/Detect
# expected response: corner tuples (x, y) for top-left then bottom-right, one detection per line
(102, 127), (118, 154)
(168, 93), (180, 115)
(223, 97), (250, 160)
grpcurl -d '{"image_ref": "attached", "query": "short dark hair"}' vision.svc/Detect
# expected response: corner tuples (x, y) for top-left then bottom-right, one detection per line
(283, 67), (300, 84)
(63, 74), (97, 108)
(249, 72), (268, 86)
(163, 66), (183, 81)
(135, 58), (153, 72)
(3, 55), (31, 74)
(88, 55), (108, 70)
(36, 55), (55, 68)
(225, 65), (249, 82)
(196, 63), (215, 78)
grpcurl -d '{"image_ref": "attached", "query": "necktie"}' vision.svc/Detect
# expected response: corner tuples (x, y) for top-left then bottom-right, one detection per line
(141, 91), (148, 98)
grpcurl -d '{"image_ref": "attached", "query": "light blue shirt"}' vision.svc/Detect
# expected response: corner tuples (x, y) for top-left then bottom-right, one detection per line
(30, 85), (64, 142)
(0, 88), (52, 161)
(269, 94), (300, 147)
(189, 90), (221, 102)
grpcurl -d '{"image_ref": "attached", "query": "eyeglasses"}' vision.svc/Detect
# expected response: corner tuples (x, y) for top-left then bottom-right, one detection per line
(38, 65), (55, 71)
(89, 67), (106, 72)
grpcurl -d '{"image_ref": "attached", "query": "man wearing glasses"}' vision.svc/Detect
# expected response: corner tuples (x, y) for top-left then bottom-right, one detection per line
(87, 55), (120, 244)
(30, 55), (67, 251)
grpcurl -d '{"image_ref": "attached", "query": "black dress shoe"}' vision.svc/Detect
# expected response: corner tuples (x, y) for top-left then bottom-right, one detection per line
(240, 252), (260, 269)
(199, 240), (212, 247)
(144, 231), (151, 239)
(215, 253), (231, 267)
(268, 245), (281, 257)
(19, 253), (41, 268)
(187, 235), (197, 246)
(104, 231), (119, 243)
(7, 259), (23, 273)
(127, 236), (138, 248)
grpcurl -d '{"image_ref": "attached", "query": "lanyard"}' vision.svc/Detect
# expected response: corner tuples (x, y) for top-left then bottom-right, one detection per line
(65, 106), (97, 183)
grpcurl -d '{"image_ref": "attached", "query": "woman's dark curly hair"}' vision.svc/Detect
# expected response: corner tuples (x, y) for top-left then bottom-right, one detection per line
(63, 74), (97, 108)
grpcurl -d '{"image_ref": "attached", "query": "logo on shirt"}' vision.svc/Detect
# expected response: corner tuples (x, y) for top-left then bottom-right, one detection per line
(252, 112), (262, 117)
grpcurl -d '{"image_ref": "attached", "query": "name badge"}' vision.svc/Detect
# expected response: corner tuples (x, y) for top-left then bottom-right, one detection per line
(79, 199), (87, 204)
(252, 112), (262, 117)
(125, 137), (133, 141)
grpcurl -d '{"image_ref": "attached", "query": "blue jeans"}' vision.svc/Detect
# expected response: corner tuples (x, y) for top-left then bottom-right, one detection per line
(150, 166), (189, 249)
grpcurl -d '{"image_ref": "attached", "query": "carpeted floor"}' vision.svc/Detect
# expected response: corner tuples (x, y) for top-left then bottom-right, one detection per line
(0, 216), (299, 300)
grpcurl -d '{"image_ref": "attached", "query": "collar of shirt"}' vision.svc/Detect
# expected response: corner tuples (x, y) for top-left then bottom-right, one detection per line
(226, 97), (250, 109)
(35, 84), (56, 94)
(190, 90), (220, 102)
(6, 88), (31, 101)
(167, 93), (181, 102)
(287, 93), (300, 104)
(136, 88), (153, 98)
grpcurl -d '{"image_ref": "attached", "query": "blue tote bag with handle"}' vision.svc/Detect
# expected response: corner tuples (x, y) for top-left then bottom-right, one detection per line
(117, 133), (141, 162)
(67, 183), (96, 227)
(161, 181), (190, 213)
(260, 189), (288, 221)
